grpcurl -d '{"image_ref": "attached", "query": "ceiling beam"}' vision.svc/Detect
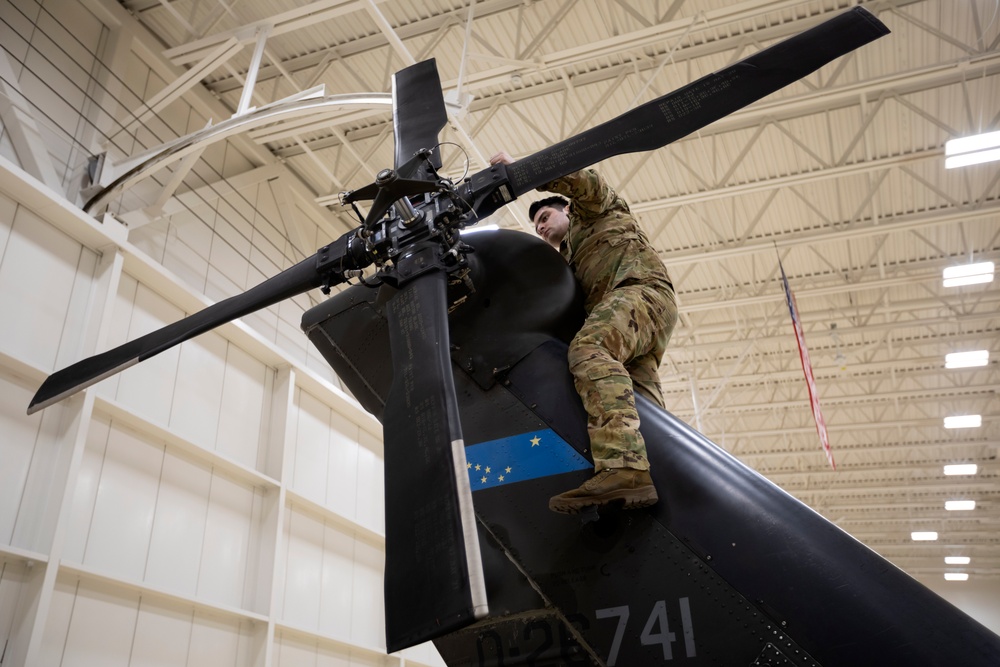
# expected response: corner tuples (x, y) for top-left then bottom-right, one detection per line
(632, 148), (941, 213)
(162, 0), (526, 67)
(673, 382), (1000, 418)
(661, 199), (1000, 271)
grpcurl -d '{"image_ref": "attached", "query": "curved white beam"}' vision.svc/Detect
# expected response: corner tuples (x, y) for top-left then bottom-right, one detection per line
(86, 92), (394, 214)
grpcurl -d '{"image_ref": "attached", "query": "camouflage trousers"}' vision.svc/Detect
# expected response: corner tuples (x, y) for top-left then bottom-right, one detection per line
(568, 283), (677, 472)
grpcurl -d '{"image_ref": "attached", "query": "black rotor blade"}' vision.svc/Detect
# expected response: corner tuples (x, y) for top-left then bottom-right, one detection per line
(28, 253), (326, 414)
(392, 59), (448, 172)
(505, 6), (889, 197)
(381, 265), (487, 652)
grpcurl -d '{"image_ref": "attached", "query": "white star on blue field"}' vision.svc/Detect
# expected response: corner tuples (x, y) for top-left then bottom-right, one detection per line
(464, 428), (589, 491)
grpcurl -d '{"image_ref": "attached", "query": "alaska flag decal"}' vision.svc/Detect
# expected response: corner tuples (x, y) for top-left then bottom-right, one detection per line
(465, 429), (591, 491)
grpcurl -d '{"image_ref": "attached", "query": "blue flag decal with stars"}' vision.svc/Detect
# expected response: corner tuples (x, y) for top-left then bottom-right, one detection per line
(465, 428), (590, 491)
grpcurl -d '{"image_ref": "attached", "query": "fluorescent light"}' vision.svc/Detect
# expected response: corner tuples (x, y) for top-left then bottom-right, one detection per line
(911, 531), (938, 541)
(944, 573), (969, 581)
(945, 130), (1000, 168)
(942, 261), (994, 287)
(945, 350), (989, 369)
(944, 464), (978, 476)
(460, 224), (499, 235)
(944, 415), (982, 429)
(945, 556), (971, 565)
(946, 131), (1000, 154)
(945, 500), (976, 511)
(946, 147), (1000, 169)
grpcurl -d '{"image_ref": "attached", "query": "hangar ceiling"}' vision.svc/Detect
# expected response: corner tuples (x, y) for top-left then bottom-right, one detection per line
(38, 0), (1000, 580)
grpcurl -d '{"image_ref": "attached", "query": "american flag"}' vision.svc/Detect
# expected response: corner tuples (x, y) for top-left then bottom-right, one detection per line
(779, 258), (836, 470)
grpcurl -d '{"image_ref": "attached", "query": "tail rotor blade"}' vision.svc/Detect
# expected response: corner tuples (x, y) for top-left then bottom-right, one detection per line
(28, 254), (324, 414)
(392, 59), (448, 172)
(505, 6), (889, 197)
(382, 267), (487, 652)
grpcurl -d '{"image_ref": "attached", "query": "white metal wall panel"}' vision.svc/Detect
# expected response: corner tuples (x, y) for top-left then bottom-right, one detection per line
(17, 14), (96, 191)
(14, 398), (83, 553)
(290, 388), (385, 531)
(205, 223), (251, 302)
(44, 575), (260, 667)
(168, 329), (228, 447)
(0, 190), (13, 261)
(280, 506), (384, 647)
(58, 579), (138, 667)
(136, 217), (213, 296)
(0, 558), (31, 660)
(355, 429), (385, 534)
(0, 375), (40, 547)
(81, 420), (161, 582)
(246, 243), (282, 290)
(281, 508), (324, 629)
(326, 411), (361, 520)
(274, 630), (388, 666)
(275, 296), (311, 366)
(248, 191), (298, 266)
(54, 248), (100, 372)
(36, 572), (72, 666)
(273, 635), (324, 667)
(302, 346), (340, 388)
(61, 414), (109, 565)
(144, 450), (212, 596)
(186, 613), (258, 666)
(100, 276), (183, 425)
(292, 388), (334, 505)
(349, 537), (385, 649)
(197, 472), (260, 610)
(216, 343), (272, 470)
(0, 204), (92, 371)
(167, 217), (215, 292)
(316, 522), (355, 639)
(92, 279), (273, 466)
(129, 597), (195, 667)
(66, 413), (266, 613)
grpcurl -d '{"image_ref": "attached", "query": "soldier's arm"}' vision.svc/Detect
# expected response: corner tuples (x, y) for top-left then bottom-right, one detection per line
(487, 152), (619, 219)
(539, 169), (618, 219)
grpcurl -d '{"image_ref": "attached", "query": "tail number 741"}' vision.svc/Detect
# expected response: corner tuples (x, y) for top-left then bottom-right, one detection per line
(595, 598), (696, 666)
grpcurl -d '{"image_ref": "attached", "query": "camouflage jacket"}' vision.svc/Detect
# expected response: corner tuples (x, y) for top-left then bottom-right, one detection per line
(541, 169), (674, 313)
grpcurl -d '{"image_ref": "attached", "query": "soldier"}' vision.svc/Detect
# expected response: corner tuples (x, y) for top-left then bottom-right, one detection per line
(490, 152), (678, 514)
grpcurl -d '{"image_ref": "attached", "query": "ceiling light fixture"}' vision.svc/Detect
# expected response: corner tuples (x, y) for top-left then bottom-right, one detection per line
(942, 261), (994, 287)
(944, 415), (982, 429)
(944, 464), (978, 476)
(945, 500), (976, 511)
(911, 531), (938, 541)
(945, 556), (971, 565)
(944, 573), (970, 581)
(945, 350), (989, 369)
(945, 130), (1000, 168)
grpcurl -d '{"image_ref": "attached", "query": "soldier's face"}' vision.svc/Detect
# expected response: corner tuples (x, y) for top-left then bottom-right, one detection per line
(532, 205), (569, 248)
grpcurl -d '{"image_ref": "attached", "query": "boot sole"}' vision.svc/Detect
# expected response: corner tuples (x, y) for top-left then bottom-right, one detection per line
(549, 487), (659, 514)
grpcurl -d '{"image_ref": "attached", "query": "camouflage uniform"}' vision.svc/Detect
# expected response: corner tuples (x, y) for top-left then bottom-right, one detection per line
(540, 169), (677, 472)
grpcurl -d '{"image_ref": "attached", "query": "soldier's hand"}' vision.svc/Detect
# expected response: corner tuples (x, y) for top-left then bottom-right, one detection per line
(489, 151), (515, 166)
